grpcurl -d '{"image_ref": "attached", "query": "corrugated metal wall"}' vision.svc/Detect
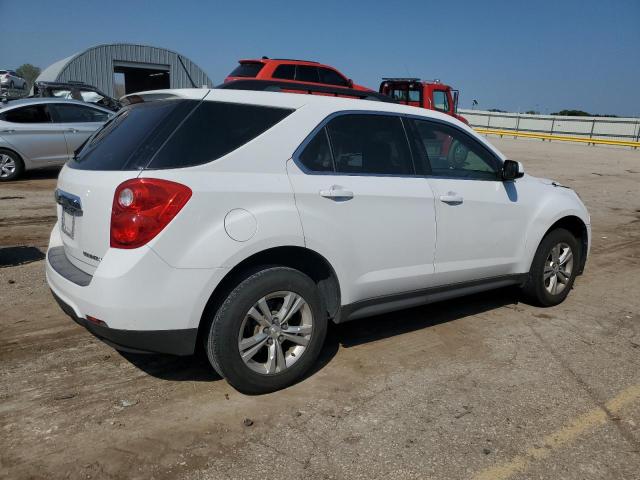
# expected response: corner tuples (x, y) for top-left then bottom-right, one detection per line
(52, 44), (213, 97)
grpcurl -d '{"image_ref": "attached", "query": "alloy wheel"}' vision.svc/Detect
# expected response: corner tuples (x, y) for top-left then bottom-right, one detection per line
(0, 154), (16, 178)
(544, 242), (573, 295)
(238, 291), (313, 375)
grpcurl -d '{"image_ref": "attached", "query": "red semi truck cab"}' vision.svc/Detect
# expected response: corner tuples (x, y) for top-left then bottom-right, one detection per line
(379, 78), (468, 124)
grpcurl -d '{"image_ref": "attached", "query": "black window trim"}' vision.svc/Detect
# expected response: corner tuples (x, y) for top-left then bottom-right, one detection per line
(292, 110), (504, 180)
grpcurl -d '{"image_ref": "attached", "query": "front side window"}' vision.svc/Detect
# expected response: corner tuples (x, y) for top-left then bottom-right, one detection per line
(0, 104), (51, 123)
(326, 114), (413, 175)
(318, 68), (349, 87)
(295, 66), (320, 83)
(408, 119), (499, 180)
(432, 90), (449, 112)
(273, 64), (296, 80)
(51, 104), (109, 123)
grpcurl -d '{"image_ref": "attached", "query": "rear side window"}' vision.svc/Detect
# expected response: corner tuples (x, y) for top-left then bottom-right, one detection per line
(70, 100), (293, 171)
(150, 101), (293, 169)
(273, 64), (296, 80)
(327, 114), (413, 175)
(50, 104), (109, 123)
(229, 62), (264, 78)
(0, 104), (51, 123)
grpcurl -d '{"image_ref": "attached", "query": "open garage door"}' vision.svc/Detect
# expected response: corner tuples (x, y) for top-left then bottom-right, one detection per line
(113, 61), (170, 96)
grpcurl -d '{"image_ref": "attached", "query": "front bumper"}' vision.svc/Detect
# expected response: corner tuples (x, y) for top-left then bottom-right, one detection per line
(46, 224), (226, 355)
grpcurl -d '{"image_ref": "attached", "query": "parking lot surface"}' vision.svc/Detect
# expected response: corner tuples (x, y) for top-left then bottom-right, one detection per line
(1, 137), (639, 479)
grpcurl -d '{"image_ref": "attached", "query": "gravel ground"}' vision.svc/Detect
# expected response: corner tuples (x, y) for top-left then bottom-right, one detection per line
(1, 137), (639, 480)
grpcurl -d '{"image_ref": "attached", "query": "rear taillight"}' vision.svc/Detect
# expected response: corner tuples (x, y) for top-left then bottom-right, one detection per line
(110, 178), (192, 249)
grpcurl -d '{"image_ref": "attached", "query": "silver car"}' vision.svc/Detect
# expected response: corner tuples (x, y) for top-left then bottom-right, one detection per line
(0, 70), (27, 90)
(0, 98), (112, 181)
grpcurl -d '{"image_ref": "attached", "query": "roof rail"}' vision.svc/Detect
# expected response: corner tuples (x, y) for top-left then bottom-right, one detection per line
(271, 58), (319, 64)
(216, 80), (396, 103)
(259, 56), (320, 63)
(381, 77), (421, 82)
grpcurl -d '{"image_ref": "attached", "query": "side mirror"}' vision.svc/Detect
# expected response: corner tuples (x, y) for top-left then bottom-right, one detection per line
(347, 78), (354, 88)
(502, 160), (524, 181)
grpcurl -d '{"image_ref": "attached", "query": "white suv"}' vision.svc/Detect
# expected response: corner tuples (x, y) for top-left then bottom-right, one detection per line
(46, 88), (591, 394)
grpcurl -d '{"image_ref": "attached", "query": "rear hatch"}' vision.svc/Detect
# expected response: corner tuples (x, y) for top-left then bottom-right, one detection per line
(55, 91), (208, 274)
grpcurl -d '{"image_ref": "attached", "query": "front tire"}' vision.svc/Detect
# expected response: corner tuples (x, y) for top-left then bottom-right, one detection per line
(206, 267), (327, 394)
(522, 228), (580, 306)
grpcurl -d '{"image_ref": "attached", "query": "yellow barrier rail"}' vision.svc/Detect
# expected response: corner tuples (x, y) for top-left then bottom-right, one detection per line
(475, 128), (640, 149)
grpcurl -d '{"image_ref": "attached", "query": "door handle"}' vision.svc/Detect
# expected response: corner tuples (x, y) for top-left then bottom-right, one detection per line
(66, 128), (79, 133)
(0, 129), (16, 133)
(439, 192), (464, 205)
(319, 185), (354, 200)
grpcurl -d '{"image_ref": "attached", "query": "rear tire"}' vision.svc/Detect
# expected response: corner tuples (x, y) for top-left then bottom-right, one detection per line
(522, 228), (580, 306)
(0, 150), (24, 181)
(205, 266), (327, 394)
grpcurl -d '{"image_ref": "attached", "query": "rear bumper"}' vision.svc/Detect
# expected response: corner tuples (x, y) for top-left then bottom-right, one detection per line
(51, 289), (197, 355)
(46, 223), (227, 355)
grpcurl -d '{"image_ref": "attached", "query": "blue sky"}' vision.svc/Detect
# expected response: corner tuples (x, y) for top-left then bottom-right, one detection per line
(1, 0), (638, 116)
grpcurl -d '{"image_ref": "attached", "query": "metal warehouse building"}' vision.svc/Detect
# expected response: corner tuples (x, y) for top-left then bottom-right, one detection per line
(36, 43), (213, 98)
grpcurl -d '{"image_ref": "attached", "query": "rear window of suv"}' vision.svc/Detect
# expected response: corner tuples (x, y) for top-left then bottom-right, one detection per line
(229, 62), (265, 78)
(69, 100), (293, 171)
